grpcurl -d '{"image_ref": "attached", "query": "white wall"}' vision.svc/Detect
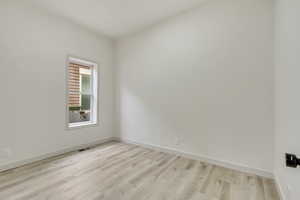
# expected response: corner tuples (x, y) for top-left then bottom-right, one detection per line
(117, 0), (274, 173)
(274, 1), (300, 199)
(0, 1), (115, 167)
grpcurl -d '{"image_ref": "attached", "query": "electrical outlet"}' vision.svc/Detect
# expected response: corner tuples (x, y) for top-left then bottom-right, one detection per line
(175, 137), (181, 146)
(0, 148), (12, 159)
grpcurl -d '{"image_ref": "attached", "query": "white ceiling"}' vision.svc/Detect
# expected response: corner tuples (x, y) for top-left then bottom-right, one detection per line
(30, 0), (208, 38)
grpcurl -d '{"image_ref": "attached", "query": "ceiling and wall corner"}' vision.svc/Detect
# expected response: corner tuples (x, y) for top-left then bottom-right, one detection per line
(28, 0), (210, 38)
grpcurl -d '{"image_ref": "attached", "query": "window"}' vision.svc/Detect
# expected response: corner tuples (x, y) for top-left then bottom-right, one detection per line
(67, 57), (98, 128)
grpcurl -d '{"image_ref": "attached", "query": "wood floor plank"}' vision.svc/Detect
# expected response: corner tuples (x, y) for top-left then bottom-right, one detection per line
(0, 142), (280, 200)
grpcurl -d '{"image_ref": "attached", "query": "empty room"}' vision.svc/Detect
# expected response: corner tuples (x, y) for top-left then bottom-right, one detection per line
(0, 0), (299, 199)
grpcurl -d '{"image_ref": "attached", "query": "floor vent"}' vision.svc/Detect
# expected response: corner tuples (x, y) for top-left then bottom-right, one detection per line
(78, 147), (91, 152)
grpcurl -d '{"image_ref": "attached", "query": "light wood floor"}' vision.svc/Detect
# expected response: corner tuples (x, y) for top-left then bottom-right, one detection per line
(0, 142), (280, 200)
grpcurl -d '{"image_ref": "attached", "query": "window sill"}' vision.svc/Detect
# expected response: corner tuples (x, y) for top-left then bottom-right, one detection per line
(67, 121), (98, 130)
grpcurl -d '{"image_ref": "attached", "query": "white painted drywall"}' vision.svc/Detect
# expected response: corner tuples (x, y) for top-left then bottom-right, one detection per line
(116, 0), (274, 172)
(274, 1), (300, 199)
(29, 0), (210, 37)
(0, 1), (115, 167)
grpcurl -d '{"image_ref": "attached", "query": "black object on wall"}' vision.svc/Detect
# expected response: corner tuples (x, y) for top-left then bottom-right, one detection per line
(286, 153), (300, 168)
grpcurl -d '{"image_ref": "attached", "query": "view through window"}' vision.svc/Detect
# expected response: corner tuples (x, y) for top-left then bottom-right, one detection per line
(67, 58), (97, 127)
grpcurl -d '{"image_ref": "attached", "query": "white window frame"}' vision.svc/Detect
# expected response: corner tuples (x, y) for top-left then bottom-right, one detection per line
(66, 56), (99, 129)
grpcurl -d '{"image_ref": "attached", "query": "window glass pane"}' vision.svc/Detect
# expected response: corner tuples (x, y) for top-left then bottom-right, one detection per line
(68, 63), (80, 108)
(81, 74), (91, 94)
(81, 94), (91, 110)
(69, 109), (91, 123)
(68, 62), (92, 124)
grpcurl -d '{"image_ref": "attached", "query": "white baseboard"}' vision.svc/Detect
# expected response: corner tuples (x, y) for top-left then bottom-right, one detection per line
(274, 171), (287, 200)
(0, 136), (284, 198)
(0, 136), (274, 179)
(0, 137), (115, 173)
(114, 137), (274, 178)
